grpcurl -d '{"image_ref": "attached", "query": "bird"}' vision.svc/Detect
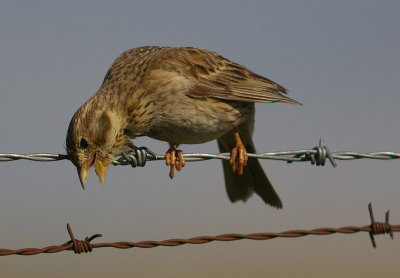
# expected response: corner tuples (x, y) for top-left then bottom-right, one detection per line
(65, 46), (300, 208)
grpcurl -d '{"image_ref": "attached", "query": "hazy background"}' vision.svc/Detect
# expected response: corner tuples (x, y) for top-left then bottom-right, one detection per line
(1, 1), (399, 277)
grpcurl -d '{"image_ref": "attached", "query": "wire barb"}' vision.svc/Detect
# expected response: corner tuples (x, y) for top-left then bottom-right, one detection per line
(288, 137), (337, 167)
(113, 147), (158, 167)
(368, 203), (394, 248)
(61, 223), (102, 254)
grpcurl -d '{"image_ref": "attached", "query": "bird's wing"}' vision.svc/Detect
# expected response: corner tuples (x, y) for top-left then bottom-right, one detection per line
(147, 47), (300, 104)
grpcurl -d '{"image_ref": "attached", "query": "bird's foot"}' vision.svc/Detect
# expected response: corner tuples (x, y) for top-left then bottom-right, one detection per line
(230, 127), (248, 175)
(165, 146), (185, 179)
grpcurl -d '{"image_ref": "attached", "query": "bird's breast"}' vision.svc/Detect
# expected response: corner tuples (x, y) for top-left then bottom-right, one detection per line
(148, 97), (253, 144)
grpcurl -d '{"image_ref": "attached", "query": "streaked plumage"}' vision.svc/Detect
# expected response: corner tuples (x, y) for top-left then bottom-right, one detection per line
(66, 46), (300, 208)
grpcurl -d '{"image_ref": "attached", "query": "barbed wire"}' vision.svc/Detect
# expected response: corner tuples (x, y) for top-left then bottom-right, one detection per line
(0, 203), (396, 256)
(1, 138), (399, 168)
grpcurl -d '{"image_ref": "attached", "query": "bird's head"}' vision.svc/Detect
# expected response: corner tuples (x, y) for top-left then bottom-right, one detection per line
(66, 103), (134, 189)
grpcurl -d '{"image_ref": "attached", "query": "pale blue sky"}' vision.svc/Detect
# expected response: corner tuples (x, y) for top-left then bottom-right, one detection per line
(1, 1), (399, 277)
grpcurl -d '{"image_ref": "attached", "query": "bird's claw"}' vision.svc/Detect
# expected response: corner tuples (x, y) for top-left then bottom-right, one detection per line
(230, 144), (248, 175)
(165, 147), (185, 179)
(229, 127), (248, 175)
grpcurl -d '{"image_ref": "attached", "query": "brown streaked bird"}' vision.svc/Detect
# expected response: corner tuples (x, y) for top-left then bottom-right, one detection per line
(66, 46), (300, 208)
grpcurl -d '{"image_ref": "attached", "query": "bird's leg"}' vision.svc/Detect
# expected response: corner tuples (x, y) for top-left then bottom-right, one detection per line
(229, 127), (248, 175)
(165, 145), (185, 179)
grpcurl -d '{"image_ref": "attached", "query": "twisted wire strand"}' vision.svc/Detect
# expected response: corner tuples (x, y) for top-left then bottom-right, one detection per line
(1, 224), (398, 256)
(1, 137), (399, 168)
(1, 151), (399, 163)
(0, 200), (396, 255)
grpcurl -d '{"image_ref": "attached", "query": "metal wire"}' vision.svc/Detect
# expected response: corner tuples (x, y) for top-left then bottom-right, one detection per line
(1, 138), (399, 168)
(0, 203), (396, 256)
(1, 139), (398, 255)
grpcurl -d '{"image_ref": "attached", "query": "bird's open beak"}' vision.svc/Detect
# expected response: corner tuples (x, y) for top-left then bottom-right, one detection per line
(94, 158), (106, 187)
(78, 154), (107, 189)
(79, 164), (89, 189)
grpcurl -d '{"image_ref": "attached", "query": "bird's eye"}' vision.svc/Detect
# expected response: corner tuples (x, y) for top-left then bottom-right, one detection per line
(79, 138), (89, 149)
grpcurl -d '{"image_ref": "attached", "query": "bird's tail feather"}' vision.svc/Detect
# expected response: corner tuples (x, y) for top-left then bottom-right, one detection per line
(217, 135), (282, 208)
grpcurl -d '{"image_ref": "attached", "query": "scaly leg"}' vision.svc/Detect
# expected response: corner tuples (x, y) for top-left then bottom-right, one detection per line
(229, 127), (248, 175)
(165, 145), (186, 179)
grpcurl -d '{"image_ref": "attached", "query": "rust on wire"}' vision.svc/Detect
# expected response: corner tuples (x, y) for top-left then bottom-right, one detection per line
(63, 224), (102, 254)
(368, 203), (394, 248)
(0, 204), (398, 256)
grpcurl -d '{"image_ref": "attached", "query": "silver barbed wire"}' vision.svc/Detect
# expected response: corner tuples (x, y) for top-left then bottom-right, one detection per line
(1, 138), (399, 168)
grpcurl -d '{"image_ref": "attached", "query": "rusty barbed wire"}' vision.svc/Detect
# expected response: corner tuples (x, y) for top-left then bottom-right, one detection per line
(0, 203), (397, 256)
(1, 138), (399, 168)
